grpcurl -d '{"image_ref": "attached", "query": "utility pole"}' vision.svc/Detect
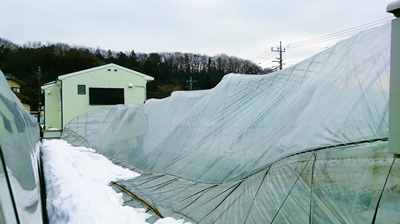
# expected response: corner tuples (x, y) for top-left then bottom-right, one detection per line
(271, 41), (285, 70)
(186, 75), (197, 90)
(37, 66), (41, 124)
(387, 1), (400, 157)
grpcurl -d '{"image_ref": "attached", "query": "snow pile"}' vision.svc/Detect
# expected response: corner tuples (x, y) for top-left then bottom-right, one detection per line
(42, 139), (190, 224)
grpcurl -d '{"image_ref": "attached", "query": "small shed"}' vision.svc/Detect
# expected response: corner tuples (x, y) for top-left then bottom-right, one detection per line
(41, 63), (154, 130)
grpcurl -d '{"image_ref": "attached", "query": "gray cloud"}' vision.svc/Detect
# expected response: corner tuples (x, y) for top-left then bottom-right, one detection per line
(1, 0), (394, 68)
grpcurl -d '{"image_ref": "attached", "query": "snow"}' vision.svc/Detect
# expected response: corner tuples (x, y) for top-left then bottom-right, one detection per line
(42, 139), (190, 224)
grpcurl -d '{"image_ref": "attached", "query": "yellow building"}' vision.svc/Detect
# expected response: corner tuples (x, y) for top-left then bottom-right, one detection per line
(41, 63), (154, 130)
(5, 74), (31, 112)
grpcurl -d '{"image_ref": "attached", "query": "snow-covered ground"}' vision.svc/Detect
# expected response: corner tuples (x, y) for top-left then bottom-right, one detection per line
(42, 139), (190, 224)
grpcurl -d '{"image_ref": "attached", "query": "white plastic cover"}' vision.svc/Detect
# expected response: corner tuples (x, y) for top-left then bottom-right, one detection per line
(62, 23), (399, 223)
(0, 71), (44, 223)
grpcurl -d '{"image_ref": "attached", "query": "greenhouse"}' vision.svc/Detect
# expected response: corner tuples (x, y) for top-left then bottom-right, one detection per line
(60, 23), (399, 223)
(0, 73), (44, 223)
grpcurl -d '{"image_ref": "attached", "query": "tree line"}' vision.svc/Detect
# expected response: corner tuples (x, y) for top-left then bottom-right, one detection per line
(0, 38), (273, 110)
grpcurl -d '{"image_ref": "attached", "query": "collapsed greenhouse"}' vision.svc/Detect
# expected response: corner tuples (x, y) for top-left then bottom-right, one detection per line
(0, 22), (399, 224)
(59, 23), (399, 223)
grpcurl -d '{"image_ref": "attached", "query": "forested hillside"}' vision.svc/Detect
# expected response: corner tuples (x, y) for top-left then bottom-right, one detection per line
(0, 38), (271, 110)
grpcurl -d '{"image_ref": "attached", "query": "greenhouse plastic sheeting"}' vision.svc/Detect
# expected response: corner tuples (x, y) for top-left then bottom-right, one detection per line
(62, 23), (399, 223)
(0, 71), (45, 223)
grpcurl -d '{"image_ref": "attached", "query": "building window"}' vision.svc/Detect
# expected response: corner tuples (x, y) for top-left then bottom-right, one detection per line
(11, 87), (20, 93)
(77, 85), (86, 95)
(89, 88), (124, 105)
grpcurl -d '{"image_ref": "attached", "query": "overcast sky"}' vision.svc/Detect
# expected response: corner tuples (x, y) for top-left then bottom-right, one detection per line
(1, 0), (396, 68)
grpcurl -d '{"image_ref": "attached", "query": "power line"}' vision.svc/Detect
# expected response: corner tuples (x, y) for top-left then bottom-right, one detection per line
(286, 17), (392, 48)
(253, 50), (275, 64)
(251, 51), (268, 61)
(286, 17), (391, 46)
(252, 17), (392, 68)
(284, 47), (330, 61)
(257, 53), (279, 66)
(251, 50), (272, 62)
